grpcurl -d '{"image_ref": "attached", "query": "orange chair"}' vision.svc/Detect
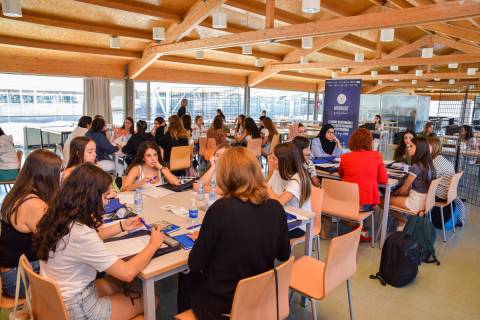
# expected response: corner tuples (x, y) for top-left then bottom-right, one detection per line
(170, 146), (193, 172)
(433, 172), (463, 242)
(322, 179), (375, 247)
(246, 138), (262, 158)
(175, 257), (294, 320)
(290, 186), (323, 260)
(290, 227), (362, 320)
(204, 138), (217, 161)
(198, 137), (207, 158)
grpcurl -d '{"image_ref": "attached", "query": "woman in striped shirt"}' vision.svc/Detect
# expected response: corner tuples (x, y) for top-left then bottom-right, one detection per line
(427, 137), (454, 201)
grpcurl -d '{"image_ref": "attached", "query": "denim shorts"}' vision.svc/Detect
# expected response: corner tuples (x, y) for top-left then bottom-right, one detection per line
(0, 260), (40, 298)
(65, 282), (111, 320)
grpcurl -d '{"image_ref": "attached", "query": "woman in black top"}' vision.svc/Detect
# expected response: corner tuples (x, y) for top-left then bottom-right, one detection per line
(157, 115), (189, 163)
(178, 147), (290, 319)
(122, 120), (154, 165)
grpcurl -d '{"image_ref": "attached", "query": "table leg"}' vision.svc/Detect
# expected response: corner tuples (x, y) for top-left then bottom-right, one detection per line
(380, 185), (392, 249)
(113, 153), (118, 177)
(143, 278), (156, 320)
(301, 218), (314, 307)
(40, 129), (44, 149)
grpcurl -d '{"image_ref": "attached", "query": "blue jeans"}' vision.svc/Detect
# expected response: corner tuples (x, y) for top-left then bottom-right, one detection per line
(0, 260), (40, 298)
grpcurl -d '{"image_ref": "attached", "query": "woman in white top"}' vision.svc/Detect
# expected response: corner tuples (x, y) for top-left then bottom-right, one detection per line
(121, 141), (179, 191)
(62, 136), (97, 182)
(34, 163), (164, 320)
(260, 117), (278, 154)
(460, 125), (478, 151)
(63, 116), (92, 165)
(267, 142), (312, 238)
(0, 127), (20, 181)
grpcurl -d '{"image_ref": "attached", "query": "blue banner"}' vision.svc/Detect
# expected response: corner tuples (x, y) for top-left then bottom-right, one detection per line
(322, 79), (362, 146)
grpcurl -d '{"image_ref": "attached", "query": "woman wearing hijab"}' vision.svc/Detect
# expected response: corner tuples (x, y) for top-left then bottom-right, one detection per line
(311, 124), (343, 158)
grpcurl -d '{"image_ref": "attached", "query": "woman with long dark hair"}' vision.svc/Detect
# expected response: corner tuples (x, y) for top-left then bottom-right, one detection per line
(152, 116), (166, 139)
(234, 114), (246, 136)
(292, 136), (320, 187)
(460, 125), (478, 150)
(157, 115), (189, 163)
(182, 114), (193, 137)
(121, 141), (179, 191)
(393, 129), (416, 164)
(114, 117), (135, 138)
(62, 136), (96, 181)
(121, 120), (154, 165)
(34, 163), (164, 320)
(391, 136), (436, 229)
(235, 117), (260, 144)
(0, 149), (62, 297)
(311, 124), (343, 158)
(207, 115), (227, 145)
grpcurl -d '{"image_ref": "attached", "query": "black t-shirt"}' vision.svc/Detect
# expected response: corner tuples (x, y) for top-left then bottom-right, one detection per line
(188, 196), (291, 316)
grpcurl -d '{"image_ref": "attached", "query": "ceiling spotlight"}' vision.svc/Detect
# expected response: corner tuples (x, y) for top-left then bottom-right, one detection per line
(378, 80), (383, 85)
(331, 71), (338, 78)
(449, 79), (455, 84)
(300, 56), (309, 64)
(212, 11), (227, 29)
(434, 78), (441, 81)
(412, 79), (417, 85)
(298, 69), (304, 73)
(341, 66), (349, 72)
(448, 63), (458, 69)
(354, 52), (364, 62)
(371, 70), (378, 77)
(152, 27), (165, 41)
(254, 58), (262, 68)
(393, 79), (400, 82)
(195, 50), (205, 59)
(380, 28), (395, 42)
(302, 36), (313, 49)
(302, 0), (321, 13)
(467, 67), (477, 76)
(1, 0), (22, 17)
(415, 70), (423, 77)
(390, 65), (399, 71)
(242, 44), (252, 55)
(109, 36), (120, 49)
(421, 47), (433, 59)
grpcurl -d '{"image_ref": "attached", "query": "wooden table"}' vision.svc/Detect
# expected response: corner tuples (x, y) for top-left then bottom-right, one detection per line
(315, 167), (399, 249)
(126, 190), (314, 320)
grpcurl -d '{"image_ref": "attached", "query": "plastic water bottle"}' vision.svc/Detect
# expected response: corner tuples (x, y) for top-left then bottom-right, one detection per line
(188, 199), (199, 223)
(208, 178), (217, 207)
(134, 189), (143, 214)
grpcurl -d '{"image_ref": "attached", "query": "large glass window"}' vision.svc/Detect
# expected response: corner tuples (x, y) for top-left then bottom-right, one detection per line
(134, 82), (148, 122)
(0, 74), (83, 146)
(110, 80), (126, 126)
(250, 88), (314, 121)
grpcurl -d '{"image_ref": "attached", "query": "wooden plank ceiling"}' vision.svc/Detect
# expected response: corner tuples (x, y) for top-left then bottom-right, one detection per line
(0, 0), (479, 95)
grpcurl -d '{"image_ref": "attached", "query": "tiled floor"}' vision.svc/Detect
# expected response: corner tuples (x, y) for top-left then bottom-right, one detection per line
(1, 186), (478, 319)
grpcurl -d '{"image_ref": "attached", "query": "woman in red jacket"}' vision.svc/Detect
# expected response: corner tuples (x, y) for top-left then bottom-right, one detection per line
(339, 128), (388, 240)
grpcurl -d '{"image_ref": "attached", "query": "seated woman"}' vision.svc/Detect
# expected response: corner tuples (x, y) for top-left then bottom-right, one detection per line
(121, 141), (179, 191)
(62, 136), (97, 181)
(122, 120), (154, 165)
(0, 127), (20, 182)
(339, 128), (388, 240)
(152, 116), (166, 141)
(234, 114), (246, 137)
(292, 136), (320, 187)
(311, 124), (343, 158)
(267, 142), (312, 238)
(393, 129), (415, 164)
(428, 137), (454, 201)
(0, 149), (62, 297)
(177, 147), (290, 317)
(86, 117), (120, 173)
(34, 163), (164, 320)
(63, 116), (92, 165)
(192, 115), (204, 143)
(207, 115), (227, 145)
(460, 125), (478, 150)
(391, 137), (435, 230)
(419, 122), (436, 138)
(260, 117), (278, 154)
(235, 117), (260, 145)
(157, 115), (190, 164)
(182, 114), (193, 138)
(193, 143), (230, 193)
(113, 117), (134, 142)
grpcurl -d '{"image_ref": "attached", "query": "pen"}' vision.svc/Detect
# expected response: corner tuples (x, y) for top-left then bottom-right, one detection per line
(140, 218), (151, 231)
(187, 224), (202, 230)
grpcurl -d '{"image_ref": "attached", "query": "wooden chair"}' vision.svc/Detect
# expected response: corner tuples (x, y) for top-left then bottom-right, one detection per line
(322, 179), (376, 248)
(175, 257), (294, 320)
(434, 172), (463, 242)
(261, 134), (280, 157)
(0, 150), (23, 192)
(205, 138), (216, 161)
(246, 138), (262, 158)
(170, 146), (192, 172)
(289, 227), (362, 320)
(290, 186), (323, 259)
(198, 137), (207, 158)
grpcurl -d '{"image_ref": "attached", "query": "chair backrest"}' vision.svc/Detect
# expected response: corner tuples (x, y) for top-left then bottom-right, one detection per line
(205, 138), (217, 161)
(246, 138), (262, 157)
(16, 150), (23, 168)
(323, 226), (361, 295)
(169, 146), (192, 171)
(310, 186), (324, 232)
(446, 172), (463, 204)
(268, 134), (280, 155)
(19, 255), (68, 320)
(230, 256), (294, 320)
(425, 177), (442, 213)
(322, 179), (360, 219)
(198, 137), (207, 157)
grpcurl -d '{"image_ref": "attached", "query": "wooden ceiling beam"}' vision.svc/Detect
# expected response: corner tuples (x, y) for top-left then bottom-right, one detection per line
(339, 71), (479, 81)
(423, 23), (480, 43)
(74, 0), (181, 22)
(270, 53), (480, 72)
(139, 2), (480, 57)
(129, 0), (222, 79)
(158, 56), (259, 71)
(432, 35), (480, 54)
(0, 9), (151, 40)
(217, 47), (282, 60)
(265, 0), (275, 29)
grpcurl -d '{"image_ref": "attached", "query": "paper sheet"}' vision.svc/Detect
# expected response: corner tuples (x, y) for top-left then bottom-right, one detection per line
(105, 235), (167, 258)
(118, 192), (134, 204)
(142, 187), (175, 199)
(383, 160), (394, 165)
(315, 163), (340, 169)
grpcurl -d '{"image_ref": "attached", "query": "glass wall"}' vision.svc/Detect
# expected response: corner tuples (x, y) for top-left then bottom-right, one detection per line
(109, 80), (126, 126)
(0, 74), (83, 145)
(250, 88), (314, 121)
(134, 82), (148, 122)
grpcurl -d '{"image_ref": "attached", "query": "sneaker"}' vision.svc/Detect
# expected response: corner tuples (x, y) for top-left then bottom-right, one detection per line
(360, 228), (372, 242)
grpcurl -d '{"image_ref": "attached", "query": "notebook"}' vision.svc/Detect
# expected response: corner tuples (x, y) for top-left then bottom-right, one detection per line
(172, 233), (196, 250)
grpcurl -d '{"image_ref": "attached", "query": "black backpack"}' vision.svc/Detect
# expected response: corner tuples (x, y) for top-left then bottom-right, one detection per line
(403, 215), (440, 265)
(370, 231), (421, 287)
